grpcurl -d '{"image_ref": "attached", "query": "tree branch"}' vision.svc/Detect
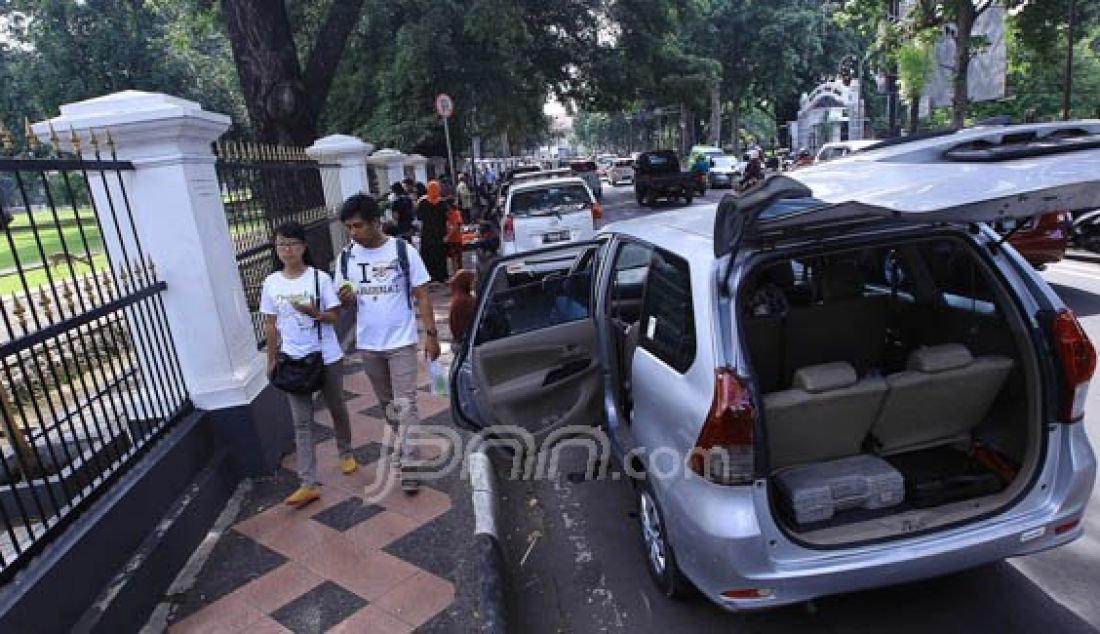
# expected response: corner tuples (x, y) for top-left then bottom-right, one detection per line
(302, 0), (366, 118)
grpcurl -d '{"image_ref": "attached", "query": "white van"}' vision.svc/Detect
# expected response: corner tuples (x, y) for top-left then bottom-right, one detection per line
(501, 176), (601, 256)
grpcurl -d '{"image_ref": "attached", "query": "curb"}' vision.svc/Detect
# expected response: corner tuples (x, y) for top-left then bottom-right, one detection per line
(469, 450), (507, 634)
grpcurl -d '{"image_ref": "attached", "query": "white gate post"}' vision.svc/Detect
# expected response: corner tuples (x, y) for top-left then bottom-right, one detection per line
(306, 134), (374, 260)
(34, 90), (292, 475)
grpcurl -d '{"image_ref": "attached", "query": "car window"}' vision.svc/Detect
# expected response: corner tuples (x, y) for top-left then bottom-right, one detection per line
(639, 249), (696, 373)
(914, 239), (998, 307)
(609, 240), (653, 324)
(475, 251), (592, 344)
(712, 157), (737, 169)
(615, 159), (633, 167)
(509, 184), (592, 217)
(570, 161), (597, 172)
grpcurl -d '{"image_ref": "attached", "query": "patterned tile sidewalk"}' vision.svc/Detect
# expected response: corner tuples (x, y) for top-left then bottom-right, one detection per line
(157, 287), (481, 633)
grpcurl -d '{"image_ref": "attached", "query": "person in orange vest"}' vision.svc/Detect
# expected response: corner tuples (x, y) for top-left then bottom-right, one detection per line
(445, 201), (465, 276)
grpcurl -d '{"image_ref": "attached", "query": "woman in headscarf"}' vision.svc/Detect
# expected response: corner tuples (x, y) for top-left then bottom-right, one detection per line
(416, 180), (449, 283)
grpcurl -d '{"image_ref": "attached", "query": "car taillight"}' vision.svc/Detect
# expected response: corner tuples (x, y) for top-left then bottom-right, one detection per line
(591, 201), (602, 224)
(502, 215), (514, 242)
(1052, 309), (1095, 423)
(689, 368), (755, 485)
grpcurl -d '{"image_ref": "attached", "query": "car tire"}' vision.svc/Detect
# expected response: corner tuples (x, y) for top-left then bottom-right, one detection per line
(637, 479), (693, 599)
(684, 195), (693, 205)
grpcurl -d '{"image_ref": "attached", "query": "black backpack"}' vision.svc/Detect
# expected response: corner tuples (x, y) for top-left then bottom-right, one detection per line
(339, 238), (412, 309)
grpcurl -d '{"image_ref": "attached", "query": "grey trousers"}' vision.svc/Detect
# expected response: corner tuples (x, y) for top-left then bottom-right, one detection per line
(360, 344), (420, 463)
(287, 361), (352, 486)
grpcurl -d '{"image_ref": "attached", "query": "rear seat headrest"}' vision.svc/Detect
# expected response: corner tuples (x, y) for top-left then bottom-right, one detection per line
(821, 261), (865, 301)
(908, 344), (974, 373)
(762, 262), (795, 288)
(793, 362), (858, 393)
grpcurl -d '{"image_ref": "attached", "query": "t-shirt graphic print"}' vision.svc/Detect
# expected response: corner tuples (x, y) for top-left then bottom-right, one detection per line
(336, 238), (430, 351)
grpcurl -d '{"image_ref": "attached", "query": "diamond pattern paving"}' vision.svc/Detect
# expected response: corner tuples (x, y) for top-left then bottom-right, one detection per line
(269, 581), (367, 634)
(165, 297), (470, 633)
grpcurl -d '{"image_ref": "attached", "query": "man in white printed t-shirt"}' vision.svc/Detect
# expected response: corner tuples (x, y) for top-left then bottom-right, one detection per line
(335, 194), (441, 493)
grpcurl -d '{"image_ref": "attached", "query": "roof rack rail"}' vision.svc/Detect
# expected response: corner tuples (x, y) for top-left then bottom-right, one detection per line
(944, 124), (1100, 162)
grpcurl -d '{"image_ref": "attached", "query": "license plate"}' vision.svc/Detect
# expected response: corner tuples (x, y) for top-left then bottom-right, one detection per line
(543, 230), (570, 243)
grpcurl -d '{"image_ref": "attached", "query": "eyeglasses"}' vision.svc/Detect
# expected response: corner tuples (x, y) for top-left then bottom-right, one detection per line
(275, 241), (304, 249)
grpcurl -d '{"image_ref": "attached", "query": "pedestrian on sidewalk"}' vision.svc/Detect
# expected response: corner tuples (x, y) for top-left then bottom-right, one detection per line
(261, 221), (354, 509)
(391, 182), (415, 241)
(417, 180), (450, 283)
(335, 194), (442, 494)
(448, 269), (476, 348)
(456, 173), (474, 223)
(446, 201), (465, 276)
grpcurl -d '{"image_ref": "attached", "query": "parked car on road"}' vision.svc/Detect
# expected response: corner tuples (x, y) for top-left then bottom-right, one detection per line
(995, 212), (1070, 268)
(452, 122), (1100, 612)
(814, 139), (880, 163)
(707, 155), (742, 189)
(499, 175), (600, 257)
(608, 158), (635, 186)
(1072, 209), (1100, 254)
(633, 150), (696, 206)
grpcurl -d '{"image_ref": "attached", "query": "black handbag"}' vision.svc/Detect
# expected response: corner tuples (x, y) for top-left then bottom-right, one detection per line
(271, 270), (325, 394)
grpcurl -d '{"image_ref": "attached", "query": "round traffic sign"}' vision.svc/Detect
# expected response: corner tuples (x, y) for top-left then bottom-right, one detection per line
(435, 93), (455, 118)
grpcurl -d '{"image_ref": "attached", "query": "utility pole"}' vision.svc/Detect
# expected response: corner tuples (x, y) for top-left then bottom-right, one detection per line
(1063, 0), (1078, 120)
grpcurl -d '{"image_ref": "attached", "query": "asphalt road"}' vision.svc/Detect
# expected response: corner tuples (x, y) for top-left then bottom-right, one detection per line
(492, 183), (1100, 633)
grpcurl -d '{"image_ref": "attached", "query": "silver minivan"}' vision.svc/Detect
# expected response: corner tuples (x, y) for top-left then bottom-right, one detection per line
(451, 123), (1100, 611)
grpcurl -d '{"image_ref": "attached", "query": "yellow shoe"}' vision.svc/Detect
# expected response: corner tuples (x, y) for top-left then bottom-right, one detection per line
(340, 456), (359, 475)
(283, 486), (321, 507)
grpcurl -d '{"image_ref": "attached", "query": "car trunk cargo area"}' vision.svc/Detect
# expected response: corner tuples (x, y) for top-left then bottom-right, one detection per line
(738, 231), (1043, 546)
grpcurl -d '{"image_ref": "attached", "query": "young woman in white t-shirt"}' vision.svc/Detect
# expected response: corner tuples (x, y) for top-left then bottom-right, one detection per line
(260, 221), (354, 508)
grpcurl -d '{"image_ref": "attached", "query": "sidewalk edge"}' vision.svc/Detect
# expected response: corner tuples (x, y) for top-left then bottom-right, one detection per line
(469, 450), (507, 633)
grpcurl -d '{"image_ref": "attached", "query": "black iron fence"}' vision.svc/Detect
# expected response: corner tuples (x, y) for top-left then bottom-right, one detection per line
(0, 123), (190, 582)
(213, 142), (339, 347)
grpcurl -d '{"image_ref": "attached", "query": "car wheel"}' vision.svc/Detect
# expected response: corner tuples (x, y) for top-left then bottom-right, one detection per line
(645, 191), (657, 206)
(638, 480), (693, 599)
(684, 195), (693, 205)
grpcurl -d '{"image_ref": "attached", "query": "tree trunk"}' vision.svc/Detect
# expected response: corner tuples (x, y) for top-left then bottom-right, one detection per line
(221, 0), (365, 145)
(708, 82), (722, 146)
(951, 0), (976, 130)
(730, 101), (741, 155)
(908, 95), (921, 135)
(680, 104), (690, 155)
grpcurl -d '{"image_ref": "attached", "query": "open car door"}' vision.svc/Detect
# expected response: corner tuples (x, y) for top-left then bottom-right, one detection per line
(451, 242), (604, 446)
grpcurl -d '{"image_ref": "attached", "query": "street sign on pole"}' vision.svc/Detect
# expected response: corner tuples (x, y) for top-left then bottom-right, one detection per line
(435, 93), (457, 182)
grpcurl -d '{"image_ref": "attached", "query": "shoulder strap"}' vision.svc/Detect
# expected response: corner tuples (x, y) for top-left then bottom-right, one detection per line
(314, 269), (323, 341)
(396, 238), (412, 309)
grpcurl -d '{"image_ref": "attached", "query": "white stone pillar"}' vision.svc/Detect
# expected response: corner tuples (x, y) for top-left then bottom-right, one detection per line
(306, 134), (373, 256)
(366, 148), (406, 195)
(404, 154), (428, 185)
(34, 90), (290, 475)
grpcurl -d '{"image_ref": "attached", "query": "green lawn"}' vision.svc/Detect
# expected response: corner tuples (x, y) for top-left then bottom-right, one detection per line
(1, 208), (103, 271)
(1, 208), (106, 295)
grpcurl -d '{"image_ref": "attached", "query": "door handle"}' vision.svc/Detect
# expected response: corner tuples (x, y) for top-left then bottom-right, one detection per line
(543, 357), (591, 386)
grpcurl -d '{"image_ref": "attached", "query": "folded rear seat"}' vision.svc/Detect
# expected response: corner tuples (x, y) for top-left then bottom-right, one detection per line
(764, 362), (887, 470)
(871, 344), (1014, 455)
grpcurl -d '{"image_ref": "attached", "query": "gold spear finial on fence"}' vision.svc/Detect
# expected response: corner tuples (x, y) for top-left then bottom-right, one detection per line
(61, 281), (75, 316)
(69, 125), (82, 155)
(37, 287), (52, 322)
(0, 121), (13, 155)
(46, 121), (62, 156)
(89, 129), (100, 156)
(105, 129), (117, 157)
(11, 294), (27, 335)
(83, 276), (96, 307)
(24, 117), (40, 153)
(147, 254), (157, 280)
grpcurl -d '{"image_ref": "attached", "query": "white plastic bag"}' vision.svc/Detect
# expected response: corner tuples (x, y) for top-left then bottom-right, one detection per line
(427, 358), (449, 397)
